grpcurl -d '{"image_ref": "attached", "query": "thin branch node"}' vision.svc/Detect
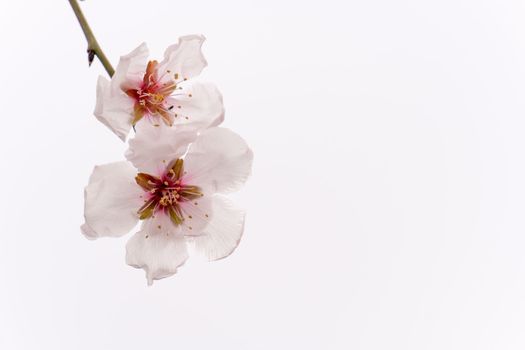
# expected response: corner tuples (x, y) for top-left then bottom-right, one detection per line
(68, 0), (114, 76)
(87, 49), (95, 66)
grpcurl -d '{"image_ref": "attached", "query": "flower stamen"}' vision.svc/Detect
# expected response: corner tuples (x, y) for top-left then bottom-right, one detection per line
(135, 158), (202, 226)
(124, 60), (179, 126)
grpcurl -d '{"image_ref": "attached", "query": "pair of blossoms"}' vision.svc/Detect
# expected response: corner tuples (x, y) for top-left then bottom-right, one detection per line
(81, 35), (253, 285)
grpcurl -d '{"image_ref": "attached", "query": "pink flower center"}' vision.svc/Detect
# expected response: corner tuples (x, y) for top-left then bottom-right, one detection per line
(124, 60), (179, 126)
(135, 159), (202, 226)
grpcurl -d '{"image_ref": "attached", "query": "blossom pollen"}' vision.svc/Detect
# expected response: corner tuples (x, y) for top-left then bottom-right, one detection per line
(135, 159), (202, 226)
(124, 60), (179, 127)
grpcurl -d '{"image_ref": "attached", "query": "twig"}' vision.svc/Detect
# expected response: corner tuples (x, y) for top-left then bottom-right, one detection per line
(68, 0), (115, 77)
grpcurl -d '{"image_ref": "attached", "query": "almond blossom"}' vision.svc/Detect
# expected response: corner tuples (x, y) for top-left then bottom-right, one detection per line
(81, 126), (253, 284)
(95, 35), (224, 140)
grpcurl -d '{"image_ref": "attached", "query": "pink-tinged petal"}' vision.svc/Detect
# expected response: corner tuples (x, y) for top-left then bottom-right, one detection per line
(126, 229), (188, 285)
(126, 124), (197, 174)
(94, 76), (134, 141)
(112, 42), (149, 93)
(141, 212), (183, 237)
(191, 195), (245, 261)
(167, 81), (224, 130)
(178, 194), (213, 236)
(158, 35), (207, 80)
(183, 128), (254, 194)
(80, 222), (98, 241)
(82, 161), (143, 239)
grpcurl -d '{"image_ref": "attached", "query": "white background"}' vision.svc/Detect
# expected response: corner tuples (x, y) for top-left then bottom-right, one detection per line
(1, 0), (525, 349)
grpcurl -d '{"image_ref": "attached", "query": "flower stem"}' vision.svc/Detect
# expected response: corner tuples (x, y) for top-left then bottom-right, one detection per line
(68, 0), (115, 77)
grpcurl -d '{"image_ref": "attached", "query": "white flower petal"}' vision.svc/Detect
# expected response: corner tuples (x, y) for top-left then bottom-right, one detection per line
(112, 42), (149, 92)
(167, 81), (224, 130)
(183, 127), (253, 194)
(126, 229), (189, 285)
(94, 43), (149, 140)
(82, 161), (142, 239)
(141, 212), (183, 237)
(94, 76), (134, 141)
(178, 194), (214, 237)
(192, 195), (245, 261)
(126, 124), (197, 174)
(80, 222), (98, 241)
(158, 35), (207, 80)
